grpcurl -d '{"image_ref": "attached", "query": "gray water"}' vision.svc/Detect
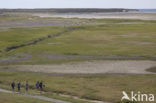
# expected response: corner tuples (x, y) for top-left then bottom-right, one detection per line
(139, 9), (156, 13)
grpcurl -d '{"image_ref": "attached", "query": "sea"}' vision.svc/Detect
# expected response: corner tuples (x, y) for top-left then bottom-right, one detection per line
(139, 9), (156, 13)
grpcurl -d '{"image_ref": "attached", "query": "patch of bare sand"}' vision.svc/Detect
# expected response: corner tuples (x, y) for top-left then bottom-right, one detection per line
(34, 13), (156, 20)
(3, 60), (156, 74)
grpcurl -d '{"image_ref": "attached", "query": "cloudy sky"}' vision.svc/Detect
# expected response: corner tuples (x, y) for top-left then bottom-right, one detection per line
(0, 0), (156, 9)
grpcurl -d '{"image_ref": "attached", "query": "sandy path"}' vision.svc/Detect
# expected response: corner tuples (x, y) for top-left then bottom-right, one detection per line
(0, 88), (70, 103)
(0, 88), (110, 103)
(3, 60), (156, 74)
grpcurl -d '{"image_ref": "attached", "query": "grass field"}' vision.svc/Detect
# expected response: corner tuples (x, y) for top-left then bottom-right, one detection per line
(0, 71), (156, 103)
(0, 14), (156, 103)
(0, 16), (156, 64)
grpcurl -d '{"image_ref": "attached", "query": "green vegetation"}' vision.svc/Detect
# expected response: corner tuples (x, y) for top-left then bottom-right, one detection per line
(0, 18), (156, 64)
(0, 14), (156, 103)
(0, 14), (35, 21)
(0, 92), (51, 103)
(146, 67), (156, 73)
(0, 26), (64, 50)
(0, 71), (156, 103)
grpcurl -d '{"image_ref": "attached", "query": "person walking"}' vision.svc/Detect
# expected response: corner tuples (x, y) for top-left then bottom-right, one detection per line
(17, 82), (21, 92)
(11, 81), (15, 91)
(25, 81), (29, 92)
(39, 81), (43, 91)
(36, 81), (39, 89)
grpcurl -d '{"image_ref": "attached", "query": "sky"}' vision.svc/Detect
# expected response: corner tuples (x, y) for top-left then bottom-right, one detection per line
(0, 0), (156, 9)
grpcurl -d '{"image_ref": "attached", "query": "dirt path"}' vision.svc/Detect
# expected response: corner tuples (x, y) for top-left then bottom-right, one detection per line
(2, 60), (156, 74)
(0, 88), (110, 103)
(0, 88), (70, 103)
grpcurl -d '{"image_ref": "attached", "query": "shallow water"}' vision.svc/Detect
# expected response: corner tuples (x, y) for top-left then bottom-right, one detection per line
(139, 9), (156, 13)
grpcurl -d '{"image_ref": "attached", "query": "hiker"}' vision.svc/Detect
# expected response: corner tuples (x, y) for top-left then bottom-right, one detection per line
(25, 81), (29, 92)
(11, 82), (15, 91)
(17, 82), (21, 92)
(36, 81), (39, 89)
(39, 81), (43, 91)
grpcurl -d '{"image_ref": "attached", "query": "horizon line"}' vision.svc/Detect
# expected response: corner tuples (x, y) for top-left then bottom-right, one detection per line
(0, 8), (156, 9)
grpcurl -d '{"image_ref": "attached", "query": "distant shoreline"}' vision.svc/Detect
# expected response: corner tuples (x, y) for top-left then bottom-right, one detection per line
(1, 8), (156, 20)
(0, 8), (156, 14)
(0, 8), (139, 13)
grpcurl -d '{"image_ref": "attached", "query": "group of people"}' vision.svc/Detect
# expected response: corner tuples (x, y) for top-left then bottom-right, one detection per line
(11, 81), (44, 92)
